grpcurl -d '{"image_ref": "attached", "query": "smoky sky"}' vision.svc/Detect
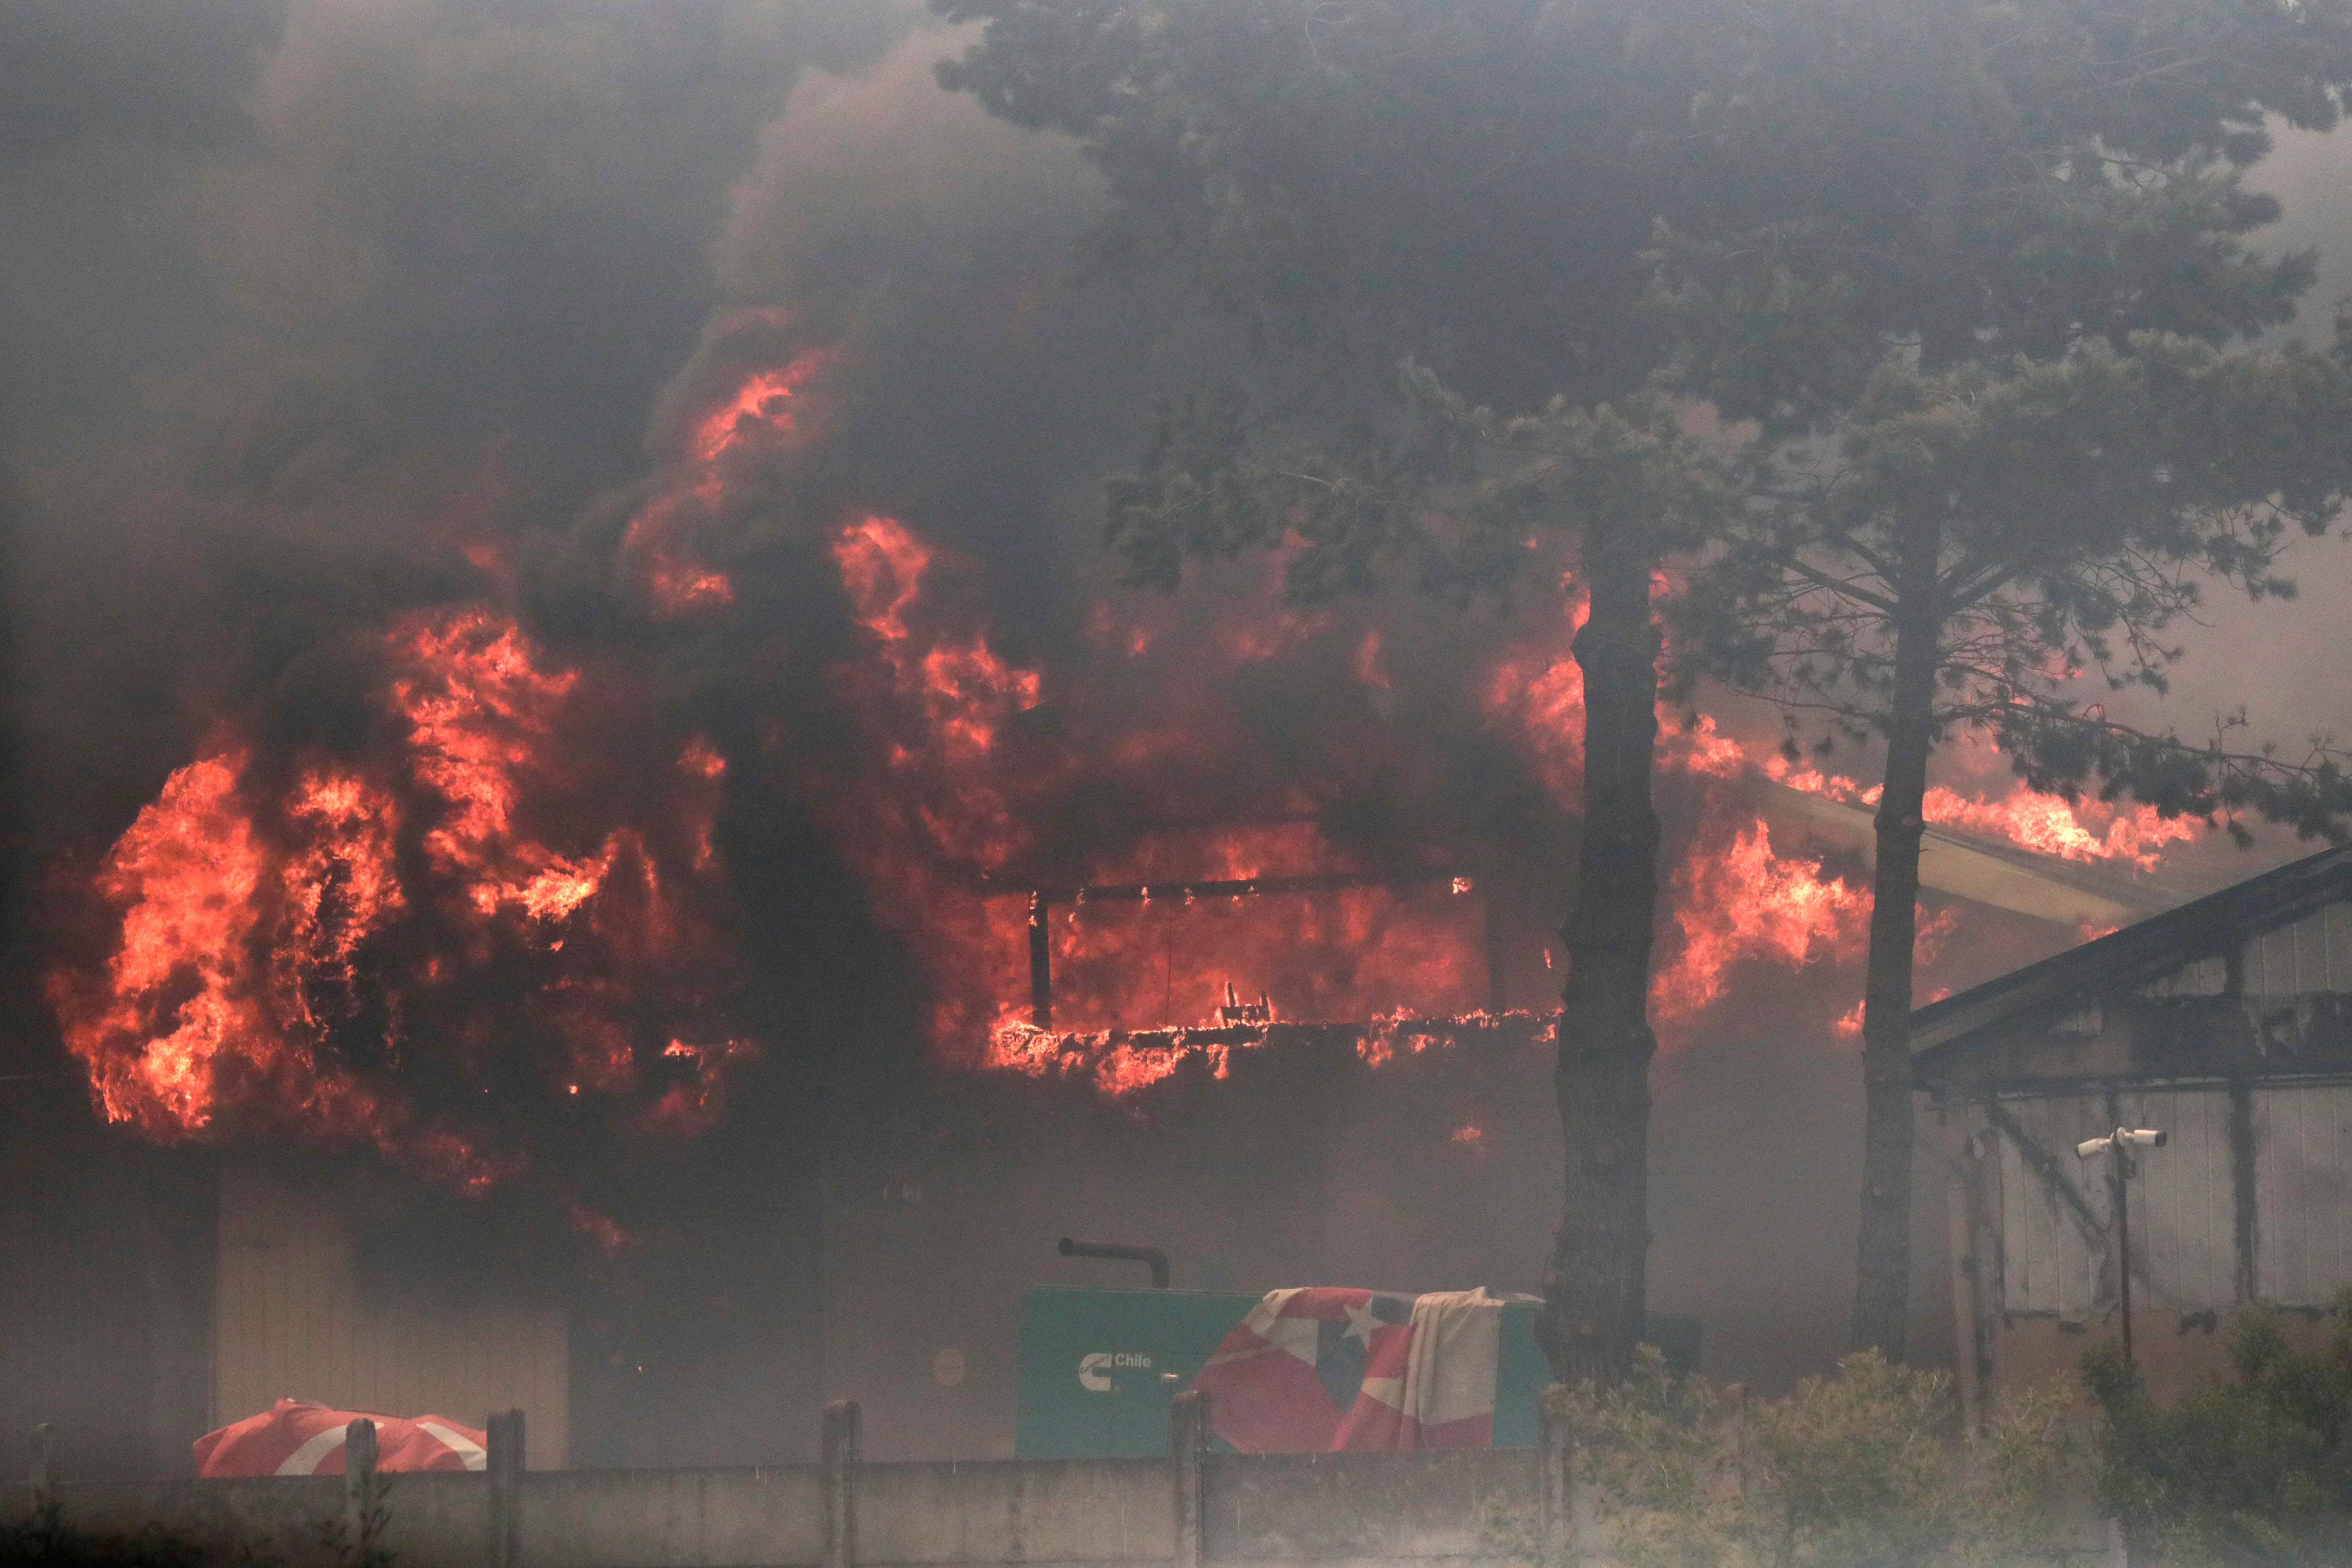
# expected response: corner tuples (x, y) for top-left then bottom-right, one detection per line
(1, 1), (1255, 859)
(12, 0), (2352, 933)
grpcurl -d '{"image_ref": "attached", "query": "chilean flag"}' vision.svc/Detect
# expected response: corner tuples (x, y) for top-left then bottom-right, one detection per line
(1190, 1287), (1505, 1452)
(194, 1399), (489, 1477)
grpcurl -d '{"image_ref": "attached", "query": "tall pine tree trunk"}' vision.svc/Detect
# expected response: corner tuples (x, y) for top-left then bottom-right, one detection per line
(1850, 514), (1942, 1357)
(1539, 531), (1661, 1384)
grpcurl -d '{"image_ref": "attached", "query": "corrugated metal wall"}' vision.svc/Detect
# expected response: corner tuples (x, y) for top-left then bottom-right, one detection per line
(213, 1165), (570, 1468)
(0, 1097), (213, 1478)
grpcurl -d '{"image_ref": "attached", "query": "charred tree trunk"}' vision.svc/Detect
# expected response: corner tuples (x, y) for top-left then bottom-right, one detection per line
(1850, 515), (1942, 1358)
(1539, 533), (1661, 1385)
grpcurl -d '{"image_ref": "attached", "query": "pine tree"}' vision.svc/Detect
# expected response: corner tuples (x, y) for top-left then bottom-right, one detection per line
(934, 0), (1728, 1381)
(1657, 0), (2352, 1357)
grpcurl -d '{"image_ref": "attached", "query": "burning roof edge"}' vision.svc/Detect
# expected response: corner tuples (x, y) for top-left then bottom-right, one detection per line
(1764, 779), (2178, 928)
(1909, 843), (2352, 1080)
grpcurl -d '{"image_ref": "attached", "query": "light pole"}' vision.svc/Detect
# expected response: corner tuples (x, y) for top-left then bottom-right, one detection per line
(2077, 1127), (2166, 1362)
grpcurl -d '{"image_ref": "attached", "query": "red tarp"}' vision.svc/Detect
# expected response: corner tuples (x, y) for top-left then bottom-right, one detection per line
(194, 1399), (488, 1476)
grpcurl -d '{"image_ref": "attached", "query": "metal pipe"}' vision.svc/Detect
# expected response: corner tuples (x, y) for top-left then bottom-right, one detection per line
(995, 868), (1468, 904)
(1059, 1237), (1171, 1288)
(2077, 1127), (2165, 1364)
(2114, 1154), (2135, 1363)
(1028, 892), (1052, 1027)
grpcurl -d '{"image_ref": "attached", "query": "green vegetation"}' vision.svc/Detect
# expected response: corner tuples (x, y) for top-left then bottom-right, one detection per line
(1559, 1348), (2074, 1568)
(1559, 1296), (2352, 1568)
(2088, 1293), (2352, 1567)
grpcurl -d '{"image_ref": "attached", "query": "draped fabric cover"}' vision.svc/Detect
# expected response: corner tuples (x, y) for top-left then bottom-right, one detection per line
(195, 1398), (488, 1476)
(1192, 1286), (1504, 1452)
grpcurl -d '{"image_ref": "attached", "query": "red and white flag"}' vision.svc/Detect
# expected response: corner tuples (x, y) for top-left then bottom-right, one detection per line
(1191, 1287), (1505, 1452)
(194, 1399), (488, 1477)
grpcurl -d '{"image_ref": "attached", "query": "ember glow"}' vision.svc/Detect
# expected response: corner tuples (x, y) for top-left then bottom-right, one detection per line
(623, 346), (841, 618)
(626, 492), (738, 618)
(800, 514), (2208, 1095)
(816, 516), (1494, 1088)
(986, 1011), (1556, 1097)
(48, 608), (752, 1200)
(691, 348), (834, 462)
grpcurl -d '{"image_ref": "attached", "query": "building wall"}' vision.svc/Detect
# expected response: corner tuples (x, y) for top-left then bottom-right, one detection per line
(2250, 1086), (2352, 1304)
(819, 1025), (1575, 1461)
(1987, 1308), (2333, 1399)
(0, 1088), (213, 1478)
(1932, 1080), (2352, 1412)
(213, 1164), (570, 1469)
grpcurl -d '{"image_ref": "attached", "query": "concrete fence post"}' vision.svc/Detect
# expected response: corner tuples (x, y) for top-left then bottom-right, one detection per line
(486, 1408), (525, 1568)
(1170, 1389), (1209, 1568)
(1538, 1387), (1572, 1568)
(822, 1400), (861, 1568)
(344, 1418), (380, 1561)
(28, 1423), (54, 1518)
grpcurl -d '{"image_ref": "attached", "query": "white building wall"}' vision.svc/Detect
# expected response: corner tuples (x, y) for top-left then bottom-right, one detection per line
(2253, 1085), (2352, 1307)
(2116, 1088), (2238, 1310)
(1993, 1083), (2352, 1318)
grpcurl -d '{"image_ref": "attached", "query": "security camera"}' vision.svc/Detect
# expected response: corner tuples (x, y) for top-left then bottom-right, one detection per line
(2077, 1127), (2165, 1159)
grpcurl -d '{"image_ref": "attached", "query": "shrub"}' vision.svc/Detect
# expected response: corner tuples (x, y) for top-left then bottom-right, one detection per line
(1559, 1347), (2074, 1568)
(2087, 1290), (2352, 1567)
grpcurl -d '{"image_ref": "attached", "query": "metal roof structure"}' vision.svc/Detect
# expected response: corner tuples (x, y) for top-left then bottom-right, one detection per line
(1911, 843), (2352, 1079)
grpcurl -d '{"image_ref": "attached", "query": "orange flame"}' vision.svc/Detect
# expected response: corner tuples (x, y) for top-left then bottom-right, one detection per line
(691, 350), (834, 462)
(620, 347), (842, 618)
(50, 609), (751, 1194)
(818, 517), (1499, 1064)
(810, 514), (2194, 1096)
(1651, 821), (1872, 1028)
(1765, 754), (2195, 869)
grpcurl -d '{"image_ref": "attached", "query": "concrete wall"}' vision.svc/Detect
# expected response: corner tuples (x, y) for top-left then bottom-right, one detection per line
(14, 1449), (1545, 1568)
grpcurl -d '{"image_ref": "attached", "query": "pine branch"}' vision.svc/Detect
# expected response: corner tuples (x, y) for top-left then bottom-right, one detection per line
(1993, 704), (2352, 847)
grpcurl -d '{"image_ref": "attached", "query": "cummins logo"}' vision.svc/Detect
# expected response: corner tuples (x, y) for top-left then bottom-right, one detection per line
(1077, 1351), (1153, 1391)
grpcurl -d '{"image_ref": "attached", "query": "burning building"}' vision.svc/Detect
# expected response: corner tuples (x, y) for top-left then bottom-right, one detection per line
(2, 338), (2236, 1472)
(8, 7), (2330, 1485)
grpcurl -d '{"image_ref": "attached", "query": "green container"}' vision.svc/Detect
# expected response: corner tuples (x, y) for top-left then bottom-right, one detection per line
(1015, 1286), (1698, 1457)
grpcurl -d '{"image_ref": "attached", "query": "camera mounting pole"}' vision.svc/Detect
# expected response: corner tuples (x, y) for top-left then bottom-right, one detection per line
(2076, 1127), (2167, 1362)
